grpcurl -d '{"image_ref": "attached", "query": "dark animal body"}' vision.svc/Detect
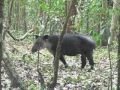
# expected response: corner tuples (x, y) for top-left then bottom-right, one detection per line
(31, 34), (96, 70)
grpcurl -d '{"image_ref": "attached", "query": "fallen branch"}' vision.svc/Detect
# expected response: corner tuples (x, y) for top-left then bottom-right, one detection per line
(7, 29), (35, 41)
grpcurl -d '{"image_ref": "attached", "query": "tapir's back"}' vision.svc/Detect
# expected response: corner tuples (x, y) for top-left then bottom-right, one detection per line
(48, 34), (95, 56)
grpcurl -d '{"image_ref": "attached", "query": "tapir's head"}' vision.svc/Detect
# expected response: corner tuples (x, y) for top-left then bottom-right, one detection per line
(31, 35), (49, 53)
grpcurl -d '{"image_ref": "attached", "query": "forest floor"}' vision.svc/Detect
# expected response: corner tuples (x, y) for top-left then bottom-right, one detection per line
(1, 37), (118, 90)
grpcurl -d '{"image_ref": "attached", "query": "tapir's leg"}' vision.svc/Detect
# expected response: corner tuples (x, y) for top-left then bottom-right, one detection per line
(60, 55), (68, 68)
(81, 54), (86, 69)
(86, 51), (94, 70)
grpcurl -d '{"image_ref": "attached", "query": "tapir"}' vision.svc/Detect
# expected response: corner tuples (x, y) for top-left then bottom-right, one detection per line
(31, 34), (96, 70)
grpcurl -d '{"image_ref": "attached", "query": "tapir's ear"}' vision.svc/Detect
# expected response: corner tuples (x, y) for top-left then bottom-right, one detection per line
(43, 35), (49, 40)
(35, 35), (39, 39)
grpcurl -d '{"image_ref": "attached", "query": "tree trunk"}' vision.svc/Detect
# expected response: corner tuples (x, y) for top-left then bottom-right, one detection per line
(100, 0), (109, 46)
(86, 0), (90, 33)
(23, 3), (27, 32)
(108, 0), (119, 45)
(117, 16), (120, 90)
(109, 0), (120, 89)
(0, 0), (4, 89)
(65, 0), (77, 33)
(3, 57), (27, 90)
(117, 0), (120, 88)
(47, 0), (74, 89)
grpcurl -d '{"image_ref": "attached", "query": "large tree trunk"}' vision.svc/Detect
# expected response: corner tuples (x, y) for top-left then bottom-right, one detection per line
(110, 0), (120, 89)
(0, 0), (4, 89)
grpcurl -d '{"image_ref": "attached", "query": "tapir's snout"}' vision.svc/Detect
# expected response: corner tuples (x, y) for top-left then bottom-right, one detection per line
(31, 47), (37, 53)
(31, 35), (48, 54)
(31, 43), (44, 53)
(31, 44), (41, 53)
